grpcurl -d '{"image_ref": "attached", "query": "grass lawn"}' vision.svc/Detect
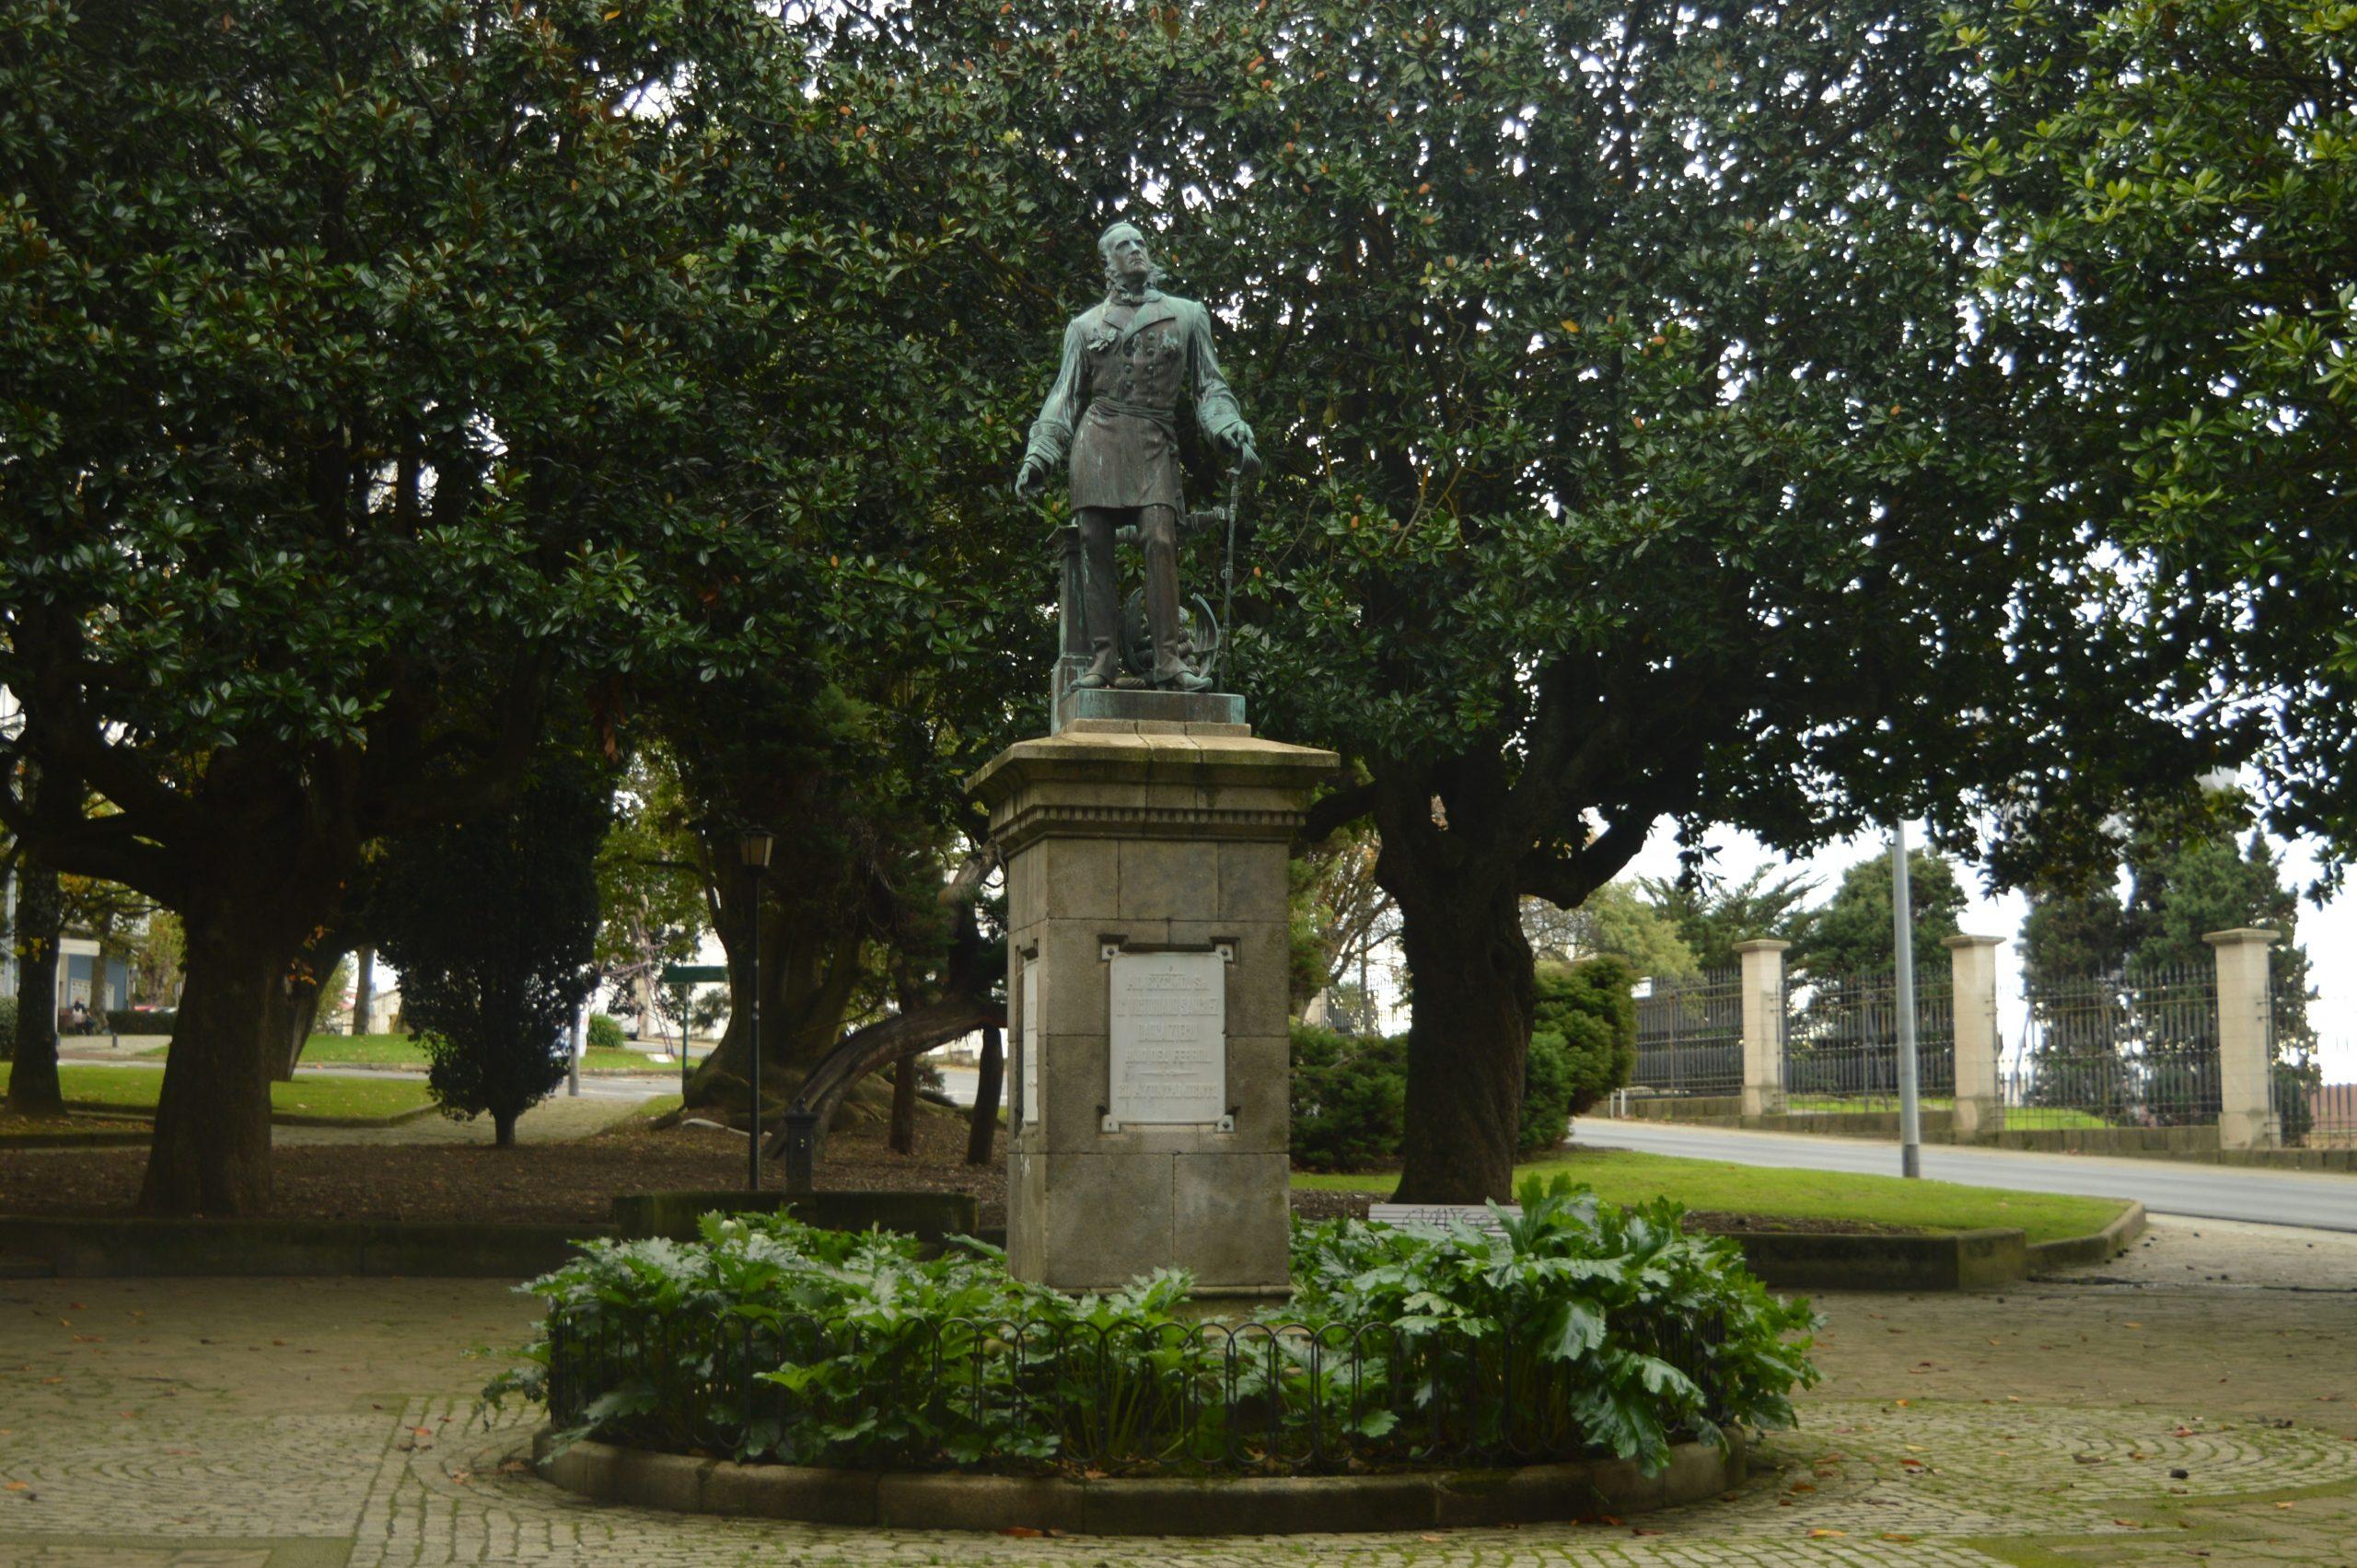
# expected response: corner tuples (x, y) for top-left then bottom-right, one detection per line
(142, 1032), (684, 1074)
(1, 1063), (435, 1121)
(1782, 1094), (1956, 1113)
(1779, 1094), (2114, 1132)
(1293, 1146), (2131, 1246)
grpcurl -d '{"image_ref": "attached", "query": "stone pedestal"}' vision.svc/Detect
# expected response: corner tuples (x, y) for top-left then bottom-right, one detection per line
(969, 717), (1337, 1296)
(2205, 926), (2281, 1152)
(1734, 939), (1790, 1118)
(1945, 935), (2004, 1138)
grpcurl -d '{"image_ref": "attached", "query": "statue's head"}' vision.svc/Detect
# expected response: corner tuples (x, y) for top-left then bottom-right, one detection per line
(1098, 220), (1160, 292)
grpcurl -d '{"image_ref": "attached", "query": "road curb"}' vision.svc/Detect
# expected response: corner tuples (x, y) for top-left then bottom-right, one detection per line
(534, 1430), (1746, 1533)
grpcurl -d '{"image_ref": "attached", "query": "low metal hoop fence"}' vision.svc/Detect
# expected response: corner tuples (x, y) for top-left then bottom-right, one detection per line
(542, 1306), (1727, 1475)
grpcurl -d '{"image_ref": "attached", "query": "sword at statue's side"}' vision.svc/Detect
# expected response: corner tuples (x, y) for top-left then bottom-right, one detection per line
(1221, 450), (1260, 683)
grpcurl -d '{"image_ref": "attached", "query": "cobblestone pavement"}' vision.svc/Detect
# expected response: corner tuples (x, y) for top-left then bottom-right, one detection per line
(3, 1216), (2355, 1565)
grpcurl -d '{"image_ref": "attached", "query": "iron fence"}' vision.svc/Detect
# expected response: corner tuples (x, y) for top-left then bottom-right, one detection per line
(1780, 969), (1955, 1113)
(2272, 1044), (2357, 1149)
(541, 1306), (1727, 1475)
(2000, 966), (2219, 1131)
(1631, 969), (1745, 1099)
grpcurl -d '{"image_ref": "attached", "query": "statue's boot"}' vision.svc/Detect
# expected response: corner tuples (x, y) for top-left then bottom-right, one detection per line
(1074, 638), (1120, 689)
(1074, 509), (1122, 689)
(1144, 517), (1213, 692)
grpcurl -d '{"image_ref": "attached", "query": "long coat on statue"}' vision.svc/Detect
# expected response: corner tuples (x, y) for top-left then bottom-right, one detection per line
(1022, 289), (1250, 513)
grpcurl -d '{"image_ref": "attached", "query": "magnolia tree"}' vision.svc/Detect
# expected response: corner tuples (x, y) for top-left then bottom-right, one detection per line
(0, 2), (1021, 1211)
(970, 0), (2221, 1199)
(1956, 0), (2357, 870)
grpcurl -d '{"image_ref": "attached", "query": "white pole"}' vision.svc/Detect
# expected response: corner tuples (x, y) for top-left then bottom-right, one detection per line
(1892, 822), (1922, 1178)
(567, 1005), (586, 1098)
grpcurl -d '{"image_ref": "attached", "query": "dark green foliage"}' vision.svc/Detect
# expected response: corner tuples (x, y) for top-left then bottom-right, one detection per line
(372, 766), (610, 1145)
(2021, 826), (2316, 1051)
(106, 1008), (173, 1036)
(1637, 870), (1817, 975)
(1518, 1030), (1575, 1156)
(1793, 851), (1968, 979)
(488, 1182), (1817, 1476)
(586, 1015), (627, 1053)
(1532, 957), (1641, 1119)
(0, 996), (15, 1060)
(1956, 0), (2357, 866)
(1288, 1023), (1407, 1172)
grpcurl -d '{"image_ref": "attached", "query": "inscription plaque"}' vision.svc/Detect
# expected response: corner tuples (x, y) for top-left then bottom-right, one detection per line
(1020, 957), (1042, 1127)
(1107, 949), (1227, 1126)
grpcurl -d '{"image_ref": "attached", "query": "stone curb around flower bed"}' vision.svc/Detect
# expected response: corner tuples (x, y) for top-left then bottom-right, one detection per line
(2024, 1199), (2148, 1272)
(54, 1098), (442, 1130)
(0, 1215), (610, 1277)
(0, 1202), (2145, 1284)
(532, 1429), (1747, 1534)
(1724, 1202), (2144, 1291)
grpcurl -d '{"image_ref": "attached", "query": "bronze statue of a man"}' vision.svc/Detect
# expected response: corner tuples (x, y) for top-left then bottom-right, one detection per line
(1015, 220), (1258, 692)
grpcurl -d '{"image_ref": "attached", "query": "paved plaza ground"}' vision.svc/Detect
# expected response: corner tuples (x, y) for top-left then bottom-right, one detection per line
(3, 1214), (2355, 1564)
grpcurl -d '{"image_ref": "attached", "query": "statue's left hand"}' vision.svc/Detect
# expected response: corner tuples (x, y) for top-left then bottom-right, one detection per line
(1236, 440), (1262, 483)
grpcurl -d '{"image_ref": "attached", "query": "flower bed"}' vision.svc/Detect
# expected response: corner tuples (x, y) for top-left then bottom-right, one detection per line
(487, 1175), (1817, 1477)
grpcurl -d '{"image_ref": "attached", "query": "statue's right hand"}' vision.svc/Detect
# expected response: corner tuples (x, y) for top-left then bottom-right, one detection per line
(1014, 458), (1048, 500)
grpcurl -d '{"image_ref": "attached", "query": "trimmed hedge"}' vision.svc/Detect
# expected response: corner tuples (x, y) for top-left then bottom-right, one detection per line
(0, 995), (15, 1060)
(107, 1007), (176, 1035)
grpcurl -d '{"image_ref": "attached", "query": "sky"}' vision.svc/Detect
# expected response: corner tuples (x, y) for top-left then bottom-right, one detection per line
(1619, 821), (2356, 1084)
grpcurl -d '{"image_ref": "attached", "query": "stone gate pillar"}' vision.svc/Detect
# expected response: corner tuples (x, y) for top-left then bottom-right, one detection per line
(1945, 934), (2004, 1139)
(970, 708), (1336, 1297)
(1734, 939), (1791, 1118)
(2204, 926), (2281, 1152)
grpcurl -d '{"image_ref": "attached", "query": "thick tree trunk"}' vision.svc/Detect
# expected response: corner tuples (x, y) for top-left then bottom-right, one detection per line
(139, 899), (302, 1214)
(888, 1048), (919, 1154)
(6, 853), (65, 1118)
(1388, 875), (1536, 1204)
(273, 975), (327, 1081)
(684, 910), (863, 1114)
(493, 1110), (517, 1148)
(351, 947), (377, 1036)
(965, 1023), (1003, 1166)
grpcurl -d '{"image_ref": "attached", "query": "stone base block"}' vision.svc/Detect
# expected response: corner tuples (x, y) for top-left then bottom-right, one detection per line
(1053, 685), (1246, 733)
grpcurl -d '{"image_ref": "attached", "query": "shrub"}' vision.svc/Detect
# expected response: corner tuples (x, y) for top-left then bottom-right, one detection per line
(373, 763), (606, 1145)
(1518, 1029), (1574, 1155)
(1533, 955), (1638, 1115)
(586, 1013), (628, 1051)
(107, 1007), (176, 1035)
(487, 1178), (1818, 1478)
(0, 995), (15, 1060)
(1288, 1022), (1406, 1171)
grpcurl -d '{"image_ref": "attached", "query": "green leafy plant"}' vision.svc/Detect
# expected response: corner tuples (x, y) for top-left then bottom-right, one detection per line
(486, 1179), (1817, 1478)
(586, 1015), (628, 1053)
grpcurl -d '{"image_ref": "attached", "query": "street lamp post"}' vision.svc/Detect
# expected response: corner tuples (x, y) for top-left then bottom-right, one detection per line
(737, 828), (773, 1192)
(1892, 821), (1923, 1179)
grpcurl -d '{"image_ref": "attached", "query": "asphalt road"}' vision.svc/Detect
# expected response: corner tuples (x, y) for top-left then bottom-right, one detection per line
(1574, 1117), (2357, 1233)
